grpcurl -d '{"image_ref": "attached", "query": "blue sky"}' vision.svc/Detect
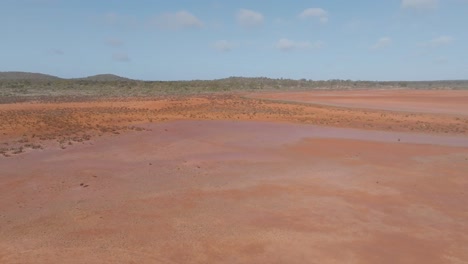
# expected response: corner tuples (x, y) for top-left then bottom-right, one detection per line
(1, 0), (467, 81)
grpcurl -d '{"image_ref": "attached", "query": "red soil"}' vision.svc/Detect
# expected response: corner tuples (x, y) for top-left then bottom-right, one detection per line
(250, 89), (468, 116)
(0, 91), (467, 263)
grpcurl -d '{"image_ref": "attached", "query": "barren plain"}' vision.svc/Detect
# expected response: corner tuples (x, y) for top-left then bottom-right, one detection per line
(1, 89), (467, 263)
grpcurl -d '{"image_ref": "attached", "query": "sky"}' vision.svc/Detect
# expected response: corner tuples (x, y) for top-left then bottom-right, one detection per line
(1, 0), (467, 81)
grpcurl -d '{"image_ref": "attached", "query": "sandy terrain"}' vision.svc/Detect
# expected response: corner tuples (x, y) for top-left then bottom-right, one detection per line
(250, 90), (468, 116)
(1, 90), (468, 263)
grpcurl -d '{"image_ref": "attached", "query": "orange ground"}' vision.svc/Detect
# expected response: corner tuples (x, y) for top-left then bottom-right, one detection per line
(250, 89), (468, 116)
(1, 90), (467, 263)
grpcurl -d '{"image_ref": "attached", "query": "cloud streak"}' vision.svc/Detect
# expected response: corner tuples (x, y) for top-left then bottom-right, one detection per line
(276, 38), (323, 52)
(428, 36), (454, 47)
(299, 8), (328, 23)
(150, 11), (203, 30)
(372, 37), (392, 50)
(213, 40), (234, 52)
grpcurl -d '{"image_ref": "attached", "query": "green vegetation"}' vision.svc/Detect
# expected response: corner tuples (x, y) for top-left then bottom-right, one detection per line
(1, 72), (467, 103)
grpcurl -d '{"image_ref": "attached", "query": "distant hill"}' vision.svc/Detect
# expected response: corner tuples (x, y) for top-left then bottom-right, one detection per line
(0, 72), (133, 82)
(80, 74), (133, 82)
(0, 72), (61, 81)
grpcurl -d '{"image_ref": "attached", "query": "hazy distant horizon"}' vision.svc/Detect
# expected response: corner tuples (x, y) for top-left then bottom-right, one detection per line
(2, 70), (468, 83)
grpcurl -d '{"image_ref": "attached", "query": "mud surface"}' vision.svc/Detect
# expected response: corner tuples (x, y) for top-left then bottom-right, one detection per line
(1, 91), (468, 263)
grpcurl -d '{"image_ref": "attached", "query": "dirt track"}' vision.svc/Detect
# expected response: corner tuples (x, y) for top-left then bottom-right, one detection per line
(1, 90), (468, 263)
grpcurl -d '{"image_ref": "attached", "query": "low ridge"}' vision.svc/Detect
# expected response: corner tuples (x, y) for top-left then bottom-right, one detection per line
(80, 74), (133, 82)
(0, 72), (61, 81)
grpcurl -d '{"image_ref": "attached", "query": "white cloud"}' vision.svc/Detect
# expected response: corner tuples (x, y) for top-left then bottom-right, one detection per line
(372, 37), (392, 49)
(150, 11), (203, 30)
(402, 0), (438, 9)
(105, 38), (124, 47)
(429, 36), (454, 47)
(236, 9), (264, 28)
(276, 38), (323, 52)
(213, 40), (234, 52)
(112, 52), (130, 62)
(299, 8), (328, 23)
